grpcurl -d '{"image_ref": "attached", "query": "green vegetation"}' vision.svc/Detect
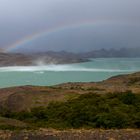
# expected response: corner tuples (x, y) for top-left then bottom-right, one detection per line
(1, 91), (140, 129)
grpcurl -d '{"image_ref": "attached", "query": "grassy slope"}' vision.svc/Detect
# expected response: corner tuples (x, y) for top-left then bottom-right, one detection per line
(0, 72), (139, 112)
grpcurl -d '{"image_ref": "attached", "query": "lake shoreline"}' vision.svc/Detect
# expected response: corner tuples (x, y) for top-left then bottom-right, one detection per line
(0, 58), (139, 88)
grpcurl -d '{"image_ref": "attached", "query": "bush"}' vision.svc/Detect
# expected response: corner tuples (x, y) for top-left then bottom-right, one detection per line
(1, 92), (140, 129)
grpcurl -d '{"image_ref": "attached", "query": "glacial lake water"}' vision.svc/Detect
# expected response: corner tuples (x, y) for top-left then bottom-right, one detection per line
(0, 58), (140, 88)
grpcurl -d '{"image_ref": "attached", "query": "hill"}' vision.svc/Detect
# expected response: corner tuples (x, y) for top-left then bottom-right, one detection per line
(0, 72), (139, 112)
(0, 72), (139, 139)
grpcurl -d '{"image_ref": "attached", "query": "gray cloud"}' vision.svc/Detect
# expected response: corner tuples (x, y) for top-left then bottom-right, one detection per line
(0, 0), (140, 52)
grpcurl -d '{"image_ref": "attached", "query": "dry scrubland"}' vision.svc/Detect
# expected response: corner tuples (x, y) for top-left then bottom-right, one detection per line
(0, 72), (139, 139)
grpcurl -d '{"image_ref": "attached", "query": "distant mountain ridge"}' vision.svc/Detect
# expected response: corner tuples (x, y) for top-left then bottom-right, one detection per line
(79, 47), (140, 58)
(0, 51), (88, 66)
(0, 47), (139, 66)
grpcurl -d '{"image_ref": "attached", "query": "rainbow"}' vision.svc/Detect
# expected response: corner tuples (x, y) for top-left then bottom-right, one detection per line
(4, 19), (113, 52)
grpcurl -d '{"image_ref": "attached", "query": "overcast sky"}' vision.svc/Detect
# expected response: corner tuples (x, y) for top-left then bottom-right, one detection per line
(0, 0), (140, 52)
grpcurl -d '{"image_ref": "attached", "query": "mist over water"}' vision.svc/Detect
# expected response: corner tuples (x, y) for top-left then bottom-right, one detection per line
(0, 58), (140, 88)
(0, 65), (136, 73)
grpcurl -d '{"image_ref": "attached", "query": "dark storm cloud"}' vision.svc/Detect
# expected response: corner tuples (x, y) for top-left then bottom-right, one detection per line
(0, 0), (140, 52)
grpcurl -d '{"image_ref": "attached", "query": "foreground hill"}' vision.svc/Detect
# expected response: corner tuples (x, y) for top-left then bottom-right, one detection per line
(0, 72), (139, 139)
(0, 72), (139, 112)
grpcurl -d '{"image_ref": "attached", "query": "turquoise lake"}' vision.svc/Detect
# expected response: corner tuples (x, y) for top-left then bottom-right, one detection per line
(0, 58), (140, 88)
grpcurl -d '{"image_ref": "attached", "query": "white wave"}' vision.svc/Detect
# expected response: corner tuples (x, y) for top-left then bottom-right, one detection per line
(0, 65), (137, 73)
